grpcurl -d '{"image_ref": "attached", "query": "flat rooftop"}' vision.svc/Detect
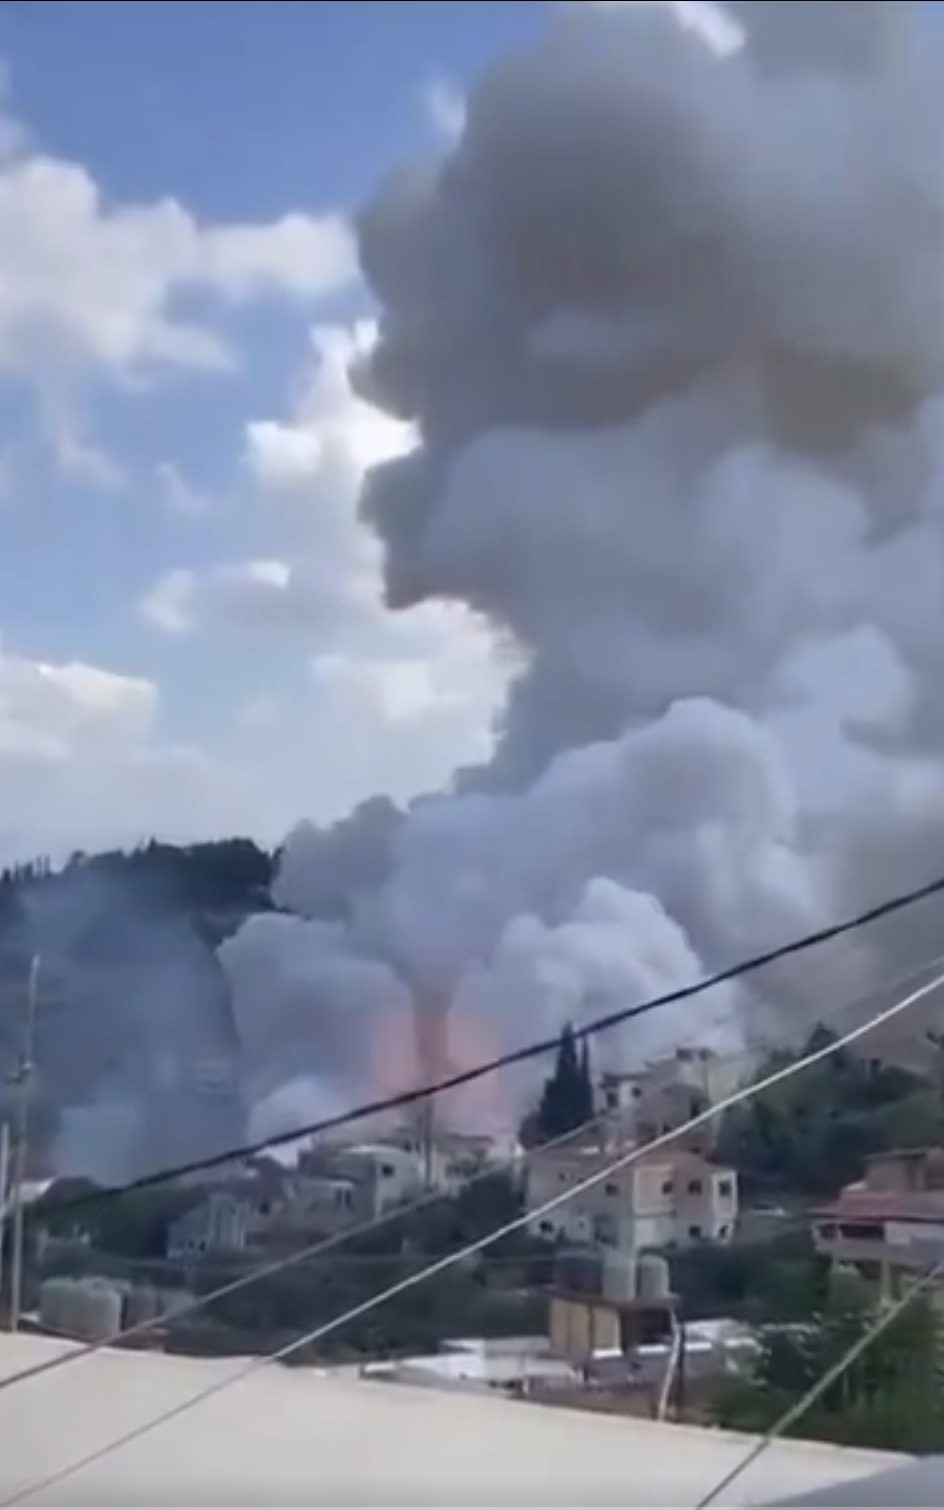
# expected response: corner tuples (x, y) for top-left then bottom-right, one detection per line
(0, 1333), (911, 1506)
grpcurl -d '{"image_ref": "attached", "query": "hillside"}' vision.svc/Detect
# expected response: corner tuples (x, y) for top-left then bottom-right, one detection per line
(0, 841), (275, 1179)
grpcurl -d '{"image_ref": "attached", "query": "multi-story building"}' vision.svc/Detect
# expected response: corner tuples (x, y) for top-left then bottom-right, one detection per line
(598, 1047), (741, 1154)
(166, 1189), (254, 1259)
(524, 1141), (738, 1254)
(812, 1147), (944, 1298)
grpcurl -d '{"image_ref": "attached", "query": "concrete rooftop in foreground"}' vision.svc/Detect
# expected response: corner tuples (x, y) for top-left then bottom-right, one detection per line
(0, 1333), (920, 1506)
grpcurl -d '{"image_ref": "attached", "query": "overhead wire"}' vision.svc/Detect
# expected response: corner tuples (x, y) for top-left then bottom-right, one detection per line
(8, 960), (944, 1507)
(31, 868), (944, 1219)
(694, 1259), (944, 1509)
(4, 946), (940, 1401)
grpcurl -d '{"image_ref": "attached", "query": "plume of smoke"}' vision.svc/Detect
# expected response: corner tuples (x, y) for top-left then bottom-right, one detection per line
(30, 1), (944, 1172)
(245, 0), (944, 1123)
(2, 869), (247, 1184)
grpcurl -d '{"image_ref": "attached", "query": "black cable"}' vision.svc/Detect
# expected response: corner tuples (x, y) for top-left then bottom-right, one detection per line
(32, 867), (944, 1220)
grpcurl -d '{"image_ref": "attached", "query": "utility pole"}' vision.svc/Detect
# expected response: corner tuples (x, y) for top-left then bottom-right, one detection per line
(0, 1120), (9, 1303)
(8, 954), (39, 1332)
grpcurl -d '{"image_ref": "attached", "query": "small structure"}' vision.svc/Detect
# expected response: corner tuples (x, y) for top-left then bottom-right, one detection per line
(812, 1147), (944, 1298)
(548, 1248), (676, 1369)
(166, 1189), (253, 1259)
(598, 1047), (741, 1154)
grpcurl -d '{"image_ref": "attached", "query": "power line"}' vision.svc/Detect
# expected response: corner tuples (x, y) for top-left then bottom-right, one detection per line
(694, 1259), (944, 1509)
(4, 944), (939, 1401)
(10, 962), (944, 1508)
(35, 870), (944, 1219)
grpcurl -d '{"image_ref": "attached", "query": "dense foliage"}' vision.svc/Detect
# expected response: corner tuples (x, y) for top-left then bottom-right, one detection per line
(716, 1263), (944, 1453)
(716, 1026), (944, 1198)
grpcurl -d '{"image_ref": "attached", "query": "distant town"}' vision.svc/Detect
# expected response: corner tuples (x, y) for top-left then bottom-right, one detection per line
(10, 1025), (944, 1450)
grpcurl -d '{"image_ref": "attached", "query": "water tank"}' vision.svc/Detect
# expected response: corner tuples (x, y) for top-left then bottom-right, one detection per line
(601, 1247), (637, 1304)
(556, 1247), (602, 1296)
(124, 1285), (162, 1329)
(635, 1252), (671, 1303)
(39, 1277), (75, 1333)
(76, 1280), (123, 1341)
(158, 1288), (194, 1329)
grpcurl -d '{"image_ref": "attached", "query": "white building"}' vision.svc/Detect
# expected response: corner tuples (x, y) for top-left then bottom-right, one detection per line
(166, 1190), (254, 1259)
(525, 1142), (738, 1253)
(598, 1047), (741, 1153)
(314, 1143), (425, 1220)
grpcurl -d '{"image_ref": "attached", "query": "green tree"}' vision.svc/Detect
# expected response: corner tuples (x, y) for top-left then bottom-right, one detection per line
(716, 1265), (944, 1452)
(531, 1024), (594, 1141)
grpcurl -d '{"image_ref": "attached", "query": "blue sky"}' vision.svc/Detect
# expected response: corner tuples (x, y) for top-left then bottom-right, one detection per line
(0, 1), (546, 863)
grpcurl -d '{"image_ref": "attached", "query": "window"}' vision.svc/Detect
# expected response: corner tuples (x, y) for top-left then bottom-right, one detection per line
(558, 1170), (567, 1183)
(632, 1085), (642, 1099)
(380, 1163), (395, 1179)
(605, 1089), (618, 1111)
(718, 1225), (729, 1239)
(687, 1179), (703, 1195)
(539, 1220), (554, 1235)
(605, 1182), (619, 1197)
(717, 1178), (733, 1199)
(661, 1179), (673, 1196)
(258, 1200), (271, 1216)
(688, 1224), (702, 1240)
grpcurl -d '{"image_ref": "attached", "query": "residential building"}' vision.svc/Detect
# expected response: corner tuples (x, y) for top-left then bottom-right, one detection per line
(598, 1047), (741, 1154)
(166, 1190), (254, 1259)
(812, 1147), (944, 1297)
(300, 1142), (424, 1221)
(524, 1141), (738, 1253)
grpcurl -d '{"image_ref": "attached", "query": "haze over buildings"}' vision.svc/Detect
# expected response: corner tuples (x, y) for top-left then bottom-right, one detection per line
(8, 1), (944, 1180)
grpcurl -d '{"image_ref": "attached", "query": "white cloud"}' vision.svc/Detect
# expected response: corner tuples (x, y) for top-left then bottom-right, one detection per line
(140, 316), (508, 821)
(155, 461), (212, 517)
(46, 410), (126, 491)
(0, 639), (268, 863)
(0, 87), (355, 387)
(424, 76), (467, 141)
(140, 556), (374, 636)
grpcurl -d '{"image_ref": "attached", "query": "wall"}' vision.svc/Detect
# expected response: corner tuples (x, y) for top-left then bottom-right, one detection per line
(549, 1294), (621, 1364)
(525, 1149), (738, 1252)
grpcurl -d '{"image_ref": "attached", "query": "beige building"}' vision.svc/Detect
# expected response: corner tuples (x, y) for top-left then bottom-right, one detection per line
(598, 1047), (741, 1153)
(525, 1142), (738, 1254)
(812, 1147), (944, 1297)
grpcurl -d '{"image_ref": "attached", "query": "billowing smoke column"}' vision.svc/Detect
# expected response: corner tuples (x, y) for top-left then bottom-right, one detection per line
(30, 1), (944, 1179)
(221, 0), (944, 1139)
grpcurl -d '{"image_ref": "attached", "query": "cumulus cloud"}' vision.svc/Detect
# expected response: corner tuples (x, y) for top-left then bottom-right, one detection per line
(0, 78), (355, 388)
(140, 316), (507, 808)
(424, 76), (467, 141)
(0, 638), (271, 864)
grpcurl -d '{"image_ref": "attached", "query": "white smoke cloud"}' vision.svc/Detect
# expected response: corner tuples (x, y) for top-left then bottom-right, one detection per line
(231, 0), (944, 1123)
(30, 0), (942, 1174)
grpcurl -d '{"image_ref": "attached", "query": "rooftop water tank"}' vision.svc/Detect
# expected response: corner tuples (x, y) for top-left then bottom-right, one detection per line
(601, 1246), (637, 1304)
(636, 1251), (671, 1303)
(556, 1246), (602, 1296)
(75, 1280), (123, 1341)
(39, 1277), (74, 1334)
(124, 1285), (162, 1329)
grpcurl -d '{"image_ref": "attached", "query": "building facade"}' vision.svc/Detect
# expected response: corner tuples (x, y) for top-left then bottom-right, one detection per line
(812, 1148), (944, 1297)
(525, 1143), (738, 1254)
(598, 1047), (741, 1154)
